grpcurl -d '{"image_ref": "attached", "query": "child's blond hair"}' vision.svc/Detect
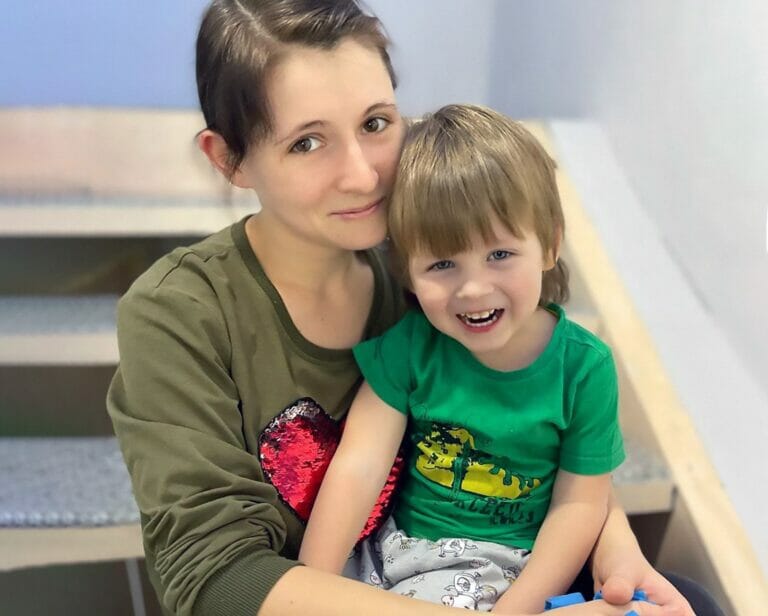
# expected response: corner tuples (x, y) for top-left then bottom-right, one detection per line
(388, 104), (569, 305)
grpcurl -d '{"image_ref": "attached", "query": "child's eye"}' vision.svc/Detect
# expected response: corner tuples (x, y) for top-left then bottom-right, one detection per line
(290, 136), (321, 154)
(428, 260), (454, 271)
(488, 250), (513, 261)
(362, 117), (390, 133)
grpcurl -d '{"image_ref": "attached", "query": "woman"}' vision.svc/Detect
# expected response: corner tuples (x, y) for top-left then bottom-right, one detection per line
(108, 1), (713, 615)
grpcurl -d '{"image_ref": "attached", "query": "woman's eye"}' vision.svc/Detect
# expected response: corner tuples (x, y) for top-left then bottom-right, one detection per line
(488, 250), (513, 261)
(363, 117), (389, 133)
(428, 260), (454, 271)
(290, 136), (321, 154)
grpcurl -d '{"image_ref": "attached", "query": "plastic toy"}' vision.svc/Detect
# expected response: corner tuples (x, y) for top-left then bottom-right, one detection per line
(544, 588), (651, 615)
(544, 592), (586, 609)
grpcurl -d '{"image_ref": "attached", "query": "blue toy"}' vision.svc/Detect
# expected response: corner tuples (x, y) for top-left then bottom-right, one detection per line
(544, 588), (651, 615)
(594, 589), (648, 602)
(544, 592), (586, 609)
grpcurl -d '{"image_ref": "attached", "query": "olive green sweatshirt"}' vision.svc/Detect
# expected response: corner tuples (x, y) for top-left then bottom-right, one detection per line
(107, 218), (404, 616)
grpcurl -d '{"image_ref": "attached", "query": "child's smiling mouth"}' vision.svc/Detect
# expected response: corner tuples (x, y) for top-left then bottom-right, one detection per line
(456, 308), (504, 328)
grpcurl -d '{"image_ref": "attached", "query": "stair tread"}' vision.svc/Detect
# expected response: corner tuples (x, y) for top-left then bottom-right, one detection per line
(0, 436), (669, 530)
(0, 437), (138, 528)
(0, 295), (119, 364)
(0, 195), (255, 237)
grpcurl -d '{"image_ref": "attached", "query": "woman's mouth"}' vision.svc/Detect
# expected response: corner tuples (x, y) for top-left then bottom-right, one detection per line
(332, 198), (383, 219)
(456, 308), (504, 330)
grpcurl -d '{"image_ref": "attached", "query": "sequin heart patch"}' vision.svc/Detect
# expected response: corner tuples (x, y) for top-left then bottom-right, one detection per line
(258, 397), (404, 542)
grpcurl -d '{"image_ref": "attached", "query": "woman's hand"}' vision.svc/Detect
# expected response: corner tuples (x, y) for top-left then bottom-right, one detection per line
(543, 598), (682, 615)
(496, 597), (686, 616)
(587, 490), (693, 616)
(593, 554), (693, 616)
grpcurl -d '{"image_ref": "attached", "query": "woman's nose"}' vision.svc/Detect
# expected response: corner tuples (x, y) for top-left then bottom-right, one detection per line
(337, 140), (378, 194)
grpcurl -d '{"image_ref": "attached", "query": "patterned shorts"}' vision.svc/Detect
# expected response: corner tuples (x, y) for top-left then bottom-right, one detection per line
(343, 516), (531, 611)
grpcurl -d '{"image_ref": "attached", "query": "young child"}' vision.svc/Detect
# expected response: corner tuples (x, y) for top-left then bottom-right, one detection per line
(299, 104), (625, 614)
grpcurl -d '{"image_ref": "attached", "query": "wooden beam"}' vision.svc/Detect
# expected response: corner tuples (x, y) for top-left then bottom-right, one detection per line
(528, 123), (767, 614)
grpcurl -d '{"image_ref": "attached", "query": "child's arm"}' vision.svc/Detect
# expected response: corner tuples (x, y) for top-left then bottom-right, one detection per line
(491, 470), (611, 615)
(299, 381), (407, 574)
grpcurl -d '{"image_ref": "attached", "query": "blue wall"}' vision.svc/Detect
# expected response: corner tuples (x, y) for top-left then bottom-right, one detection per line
(0, 0), (496, 113)
(1, 0), (208, 107)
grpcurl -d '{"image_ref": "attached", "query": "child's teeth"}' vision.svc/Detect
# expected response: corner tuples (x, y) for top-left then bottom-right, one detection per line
(465, 310), (491, 319)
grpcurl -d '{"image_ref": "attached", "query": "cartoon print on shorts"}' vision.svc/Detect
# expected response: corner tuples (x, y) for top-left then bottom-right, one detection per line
(441, 571), (498, 609)
(432, 537), (479, 558)
(388, 530), (419, 551)
(469, 558), (492, 569)
(502, 549), (530, 581)
(502, 563), (523, 582)
(413, 424), (542, 500)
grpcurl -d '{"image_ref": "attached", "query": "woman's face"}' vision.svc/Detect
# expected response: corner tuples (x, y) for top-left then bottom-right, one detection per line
(237, 38), (405, 252)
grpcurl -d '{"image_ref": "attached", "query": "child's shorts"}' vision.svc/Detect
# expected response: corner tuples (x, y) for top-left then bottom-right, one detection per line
(343, 516), (531, 611)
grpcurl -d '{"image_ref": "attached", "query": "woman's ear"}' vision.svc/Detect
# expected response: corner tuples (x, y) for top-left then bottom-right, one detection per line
(197, 130), (251, 188)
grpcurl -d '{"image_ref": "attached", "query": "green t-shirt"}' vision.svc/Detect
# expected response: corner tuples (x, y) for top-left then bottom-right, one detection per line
(353, 305), (624, 550)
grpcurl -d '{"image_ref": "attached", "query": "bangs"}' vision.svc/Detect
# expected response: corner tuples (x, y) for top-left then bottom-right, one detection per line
(387, 104), (568, 303)
(389, 127), (534, 260)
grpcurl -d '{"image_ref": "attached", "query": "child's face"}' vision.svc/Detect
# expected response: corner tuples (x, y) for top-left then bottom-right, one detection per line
(408, 218), (556, 369)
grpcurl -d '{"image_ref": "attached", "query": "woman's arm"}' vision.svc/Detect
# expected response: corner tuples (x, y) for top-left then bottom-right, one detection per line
(260, 565), (664, 616)
(492, 470), (611, 615)
(589, 489), (694, 616)
(109, 268), (304, 616)
(299, 381), (408, 573)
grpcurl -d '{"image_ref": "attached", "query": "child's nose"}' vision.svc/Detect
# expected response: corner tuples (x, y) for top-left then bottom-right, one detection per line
(456, 276), (494, 299)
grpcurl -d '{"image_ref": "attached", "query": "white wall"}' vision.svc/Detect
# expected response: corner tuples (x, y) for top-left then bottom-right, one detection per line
(366, 0), (496, 116)
(490, 0), (768, 573)
(596, 1), (768, 391)
(0, 0), (208, 107)
(0, 0), (496, 113)
(492, 0), (768, 395)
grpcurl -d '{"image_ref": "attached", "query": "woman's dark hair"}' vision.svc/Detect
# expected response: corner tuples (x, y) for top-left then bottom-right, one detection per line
(197, 0), (397, 172)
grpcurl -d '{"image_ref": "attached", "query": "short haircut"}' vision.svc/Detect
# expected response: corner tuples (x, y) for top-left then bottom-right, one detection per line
(388, 104), (569, 305)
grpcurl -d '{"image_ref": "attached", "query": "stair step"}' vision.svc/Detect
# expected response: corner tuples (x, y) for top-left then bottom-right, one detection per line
(0, 437), (138, 528)
(614, 440), (674, 514)
(0, 436), (142, 570)
(0, 435), (671, 570)
(0, 196), (255, 237)
(0, 295), (118, 365)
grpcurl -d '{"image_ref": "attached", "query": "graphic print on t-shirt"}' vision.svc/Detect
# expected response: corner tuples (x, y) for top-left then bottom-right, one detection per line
(414, 424), (541, 500)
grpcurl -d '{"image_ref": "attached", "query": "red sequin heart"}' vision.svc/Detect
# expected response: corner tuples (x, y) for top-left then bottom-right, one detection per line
(258, 398), (404, 542)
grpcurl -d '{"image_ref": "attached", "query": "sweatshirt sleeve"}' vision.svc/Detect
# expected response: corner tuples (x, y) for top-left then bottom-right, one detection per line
(107, 258), (298, 616)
